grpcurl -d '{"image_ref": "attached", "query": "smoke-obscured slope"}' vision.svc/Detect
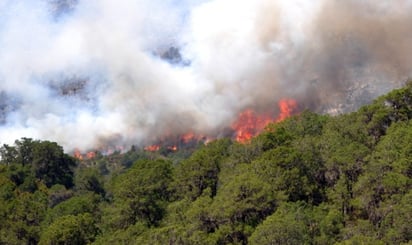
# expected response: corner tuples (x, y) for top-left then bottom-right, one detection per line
(0, 0), (410, 151)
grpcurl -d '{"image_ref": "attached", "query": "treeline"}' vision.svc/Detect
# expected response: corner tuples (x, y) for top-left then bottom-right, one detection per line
(1, 83), (412, 244)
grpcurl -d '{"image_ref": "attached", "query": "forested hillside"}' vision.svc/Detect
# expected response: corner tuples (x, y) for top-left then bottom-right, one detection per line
(1, 83), (412, 244)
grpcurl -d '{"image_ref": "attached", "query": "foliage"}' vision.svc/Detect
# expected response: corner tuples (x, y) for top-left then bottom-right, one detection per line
(249, 202), (310, 245)
(39, 213), (98, 245)
(103, 159), (173, 230)
(0, 138), (77, 188)
(172, 139), (231, 200)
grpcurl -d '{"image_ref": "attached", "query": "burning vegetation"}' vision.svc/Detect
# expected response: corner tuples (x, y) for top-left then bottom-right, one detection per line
(138, 98), (298, 153)
(232, 99), (298, 143)
(73, 98), (299, 157)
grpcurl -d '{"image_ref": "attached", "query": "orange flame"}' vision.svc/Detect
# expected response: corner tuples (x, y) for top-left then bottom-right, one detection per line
(181, 132), (196, 143)
(232, 99), (298, 143)
(144, 144), (160, 152)
(275, 99), (298, 122)
(231, 110), (272, 143)
(180, 132), (210, 143)
(76, 99), (298, 154)
(86, 151), (96, 159)
(73, 149), (83, 160)
(73, 149), (97, 160)
(142, 131), (213, 152)
(168, 145), (178, 151)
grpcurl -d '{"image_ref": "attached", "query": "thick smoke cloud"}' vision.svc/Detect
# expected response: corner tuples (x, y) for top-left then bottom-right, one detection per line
(0, 0), (410, 151)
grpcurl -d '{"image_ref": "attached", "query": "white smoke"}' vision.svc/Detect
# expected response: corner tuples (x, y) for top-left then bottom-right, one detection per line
(0, 0), (411, 151)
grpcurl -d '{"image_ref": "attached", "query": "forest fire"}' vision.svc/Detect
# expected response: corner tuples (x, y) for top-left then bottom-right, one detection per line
(167, 145), (178, 151)
(231, 99), (298, 143)
(231, 110), (272, 143)
(86, 151), (96, 159)
(73, 149), (97, 160)
(143, 133), (209, 152)
(276, 99), (298, 122)
(144, 144), (161, 152)
(73, 149), (82, 160)
(142, 98), (298, 150)
(181, 132), (196, 143)
(73, 99), (298, 157)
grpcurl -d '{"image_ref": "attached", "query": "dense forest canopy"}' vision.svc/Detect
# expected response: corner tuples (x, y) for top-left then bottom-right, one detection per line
(1, 83), (412, 244)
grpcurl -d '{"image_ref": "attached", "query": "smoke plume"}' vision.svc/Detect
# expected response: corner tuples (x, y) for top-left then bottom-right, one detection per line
(0, 0), (411, 151)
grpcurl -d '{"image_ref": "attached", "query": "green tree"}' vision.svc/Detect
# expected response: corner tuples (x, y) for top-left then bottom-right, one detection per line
(381, 190), (412, 243)
(249, 202), (310, 245)
(0, 138), (77, 188)
(105, 159), (173, 229)
(319, 117), (371, 221)
(43, 193), (100, 226)
(32, 140), (76, 188)
(210, 165), (277, 244)
(39, 213), (98, 245)
(310, 205), (344, 244)
(173, 139), (231, 200)
(15, 138), (35, 166)
(358, 81), (412, 144)
(0, 143), (18, 165)
(253, 145), (323, 204)
(354, 121), (412, 227)
(74, 167), (106, 196)
(2, 187), (48, 244)
(133, 192), (217, 245)
(336, 235), (384, 245)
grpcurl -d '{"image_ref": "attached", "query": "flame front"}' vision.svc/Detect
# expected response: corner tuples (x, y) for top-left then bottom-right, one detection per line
(181, 132), (196, 143)
(73, 149), (97, 160)
(144, 145), (160, 152)
(232, 99), (298, 143)
(276, 99), (298, 122)
(231, 110), (272, 143)
(168, 145), (177, 151)
(86, 151), (96, 159)
(76, 99), (298, 154)
(73, 149), (83, 160)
